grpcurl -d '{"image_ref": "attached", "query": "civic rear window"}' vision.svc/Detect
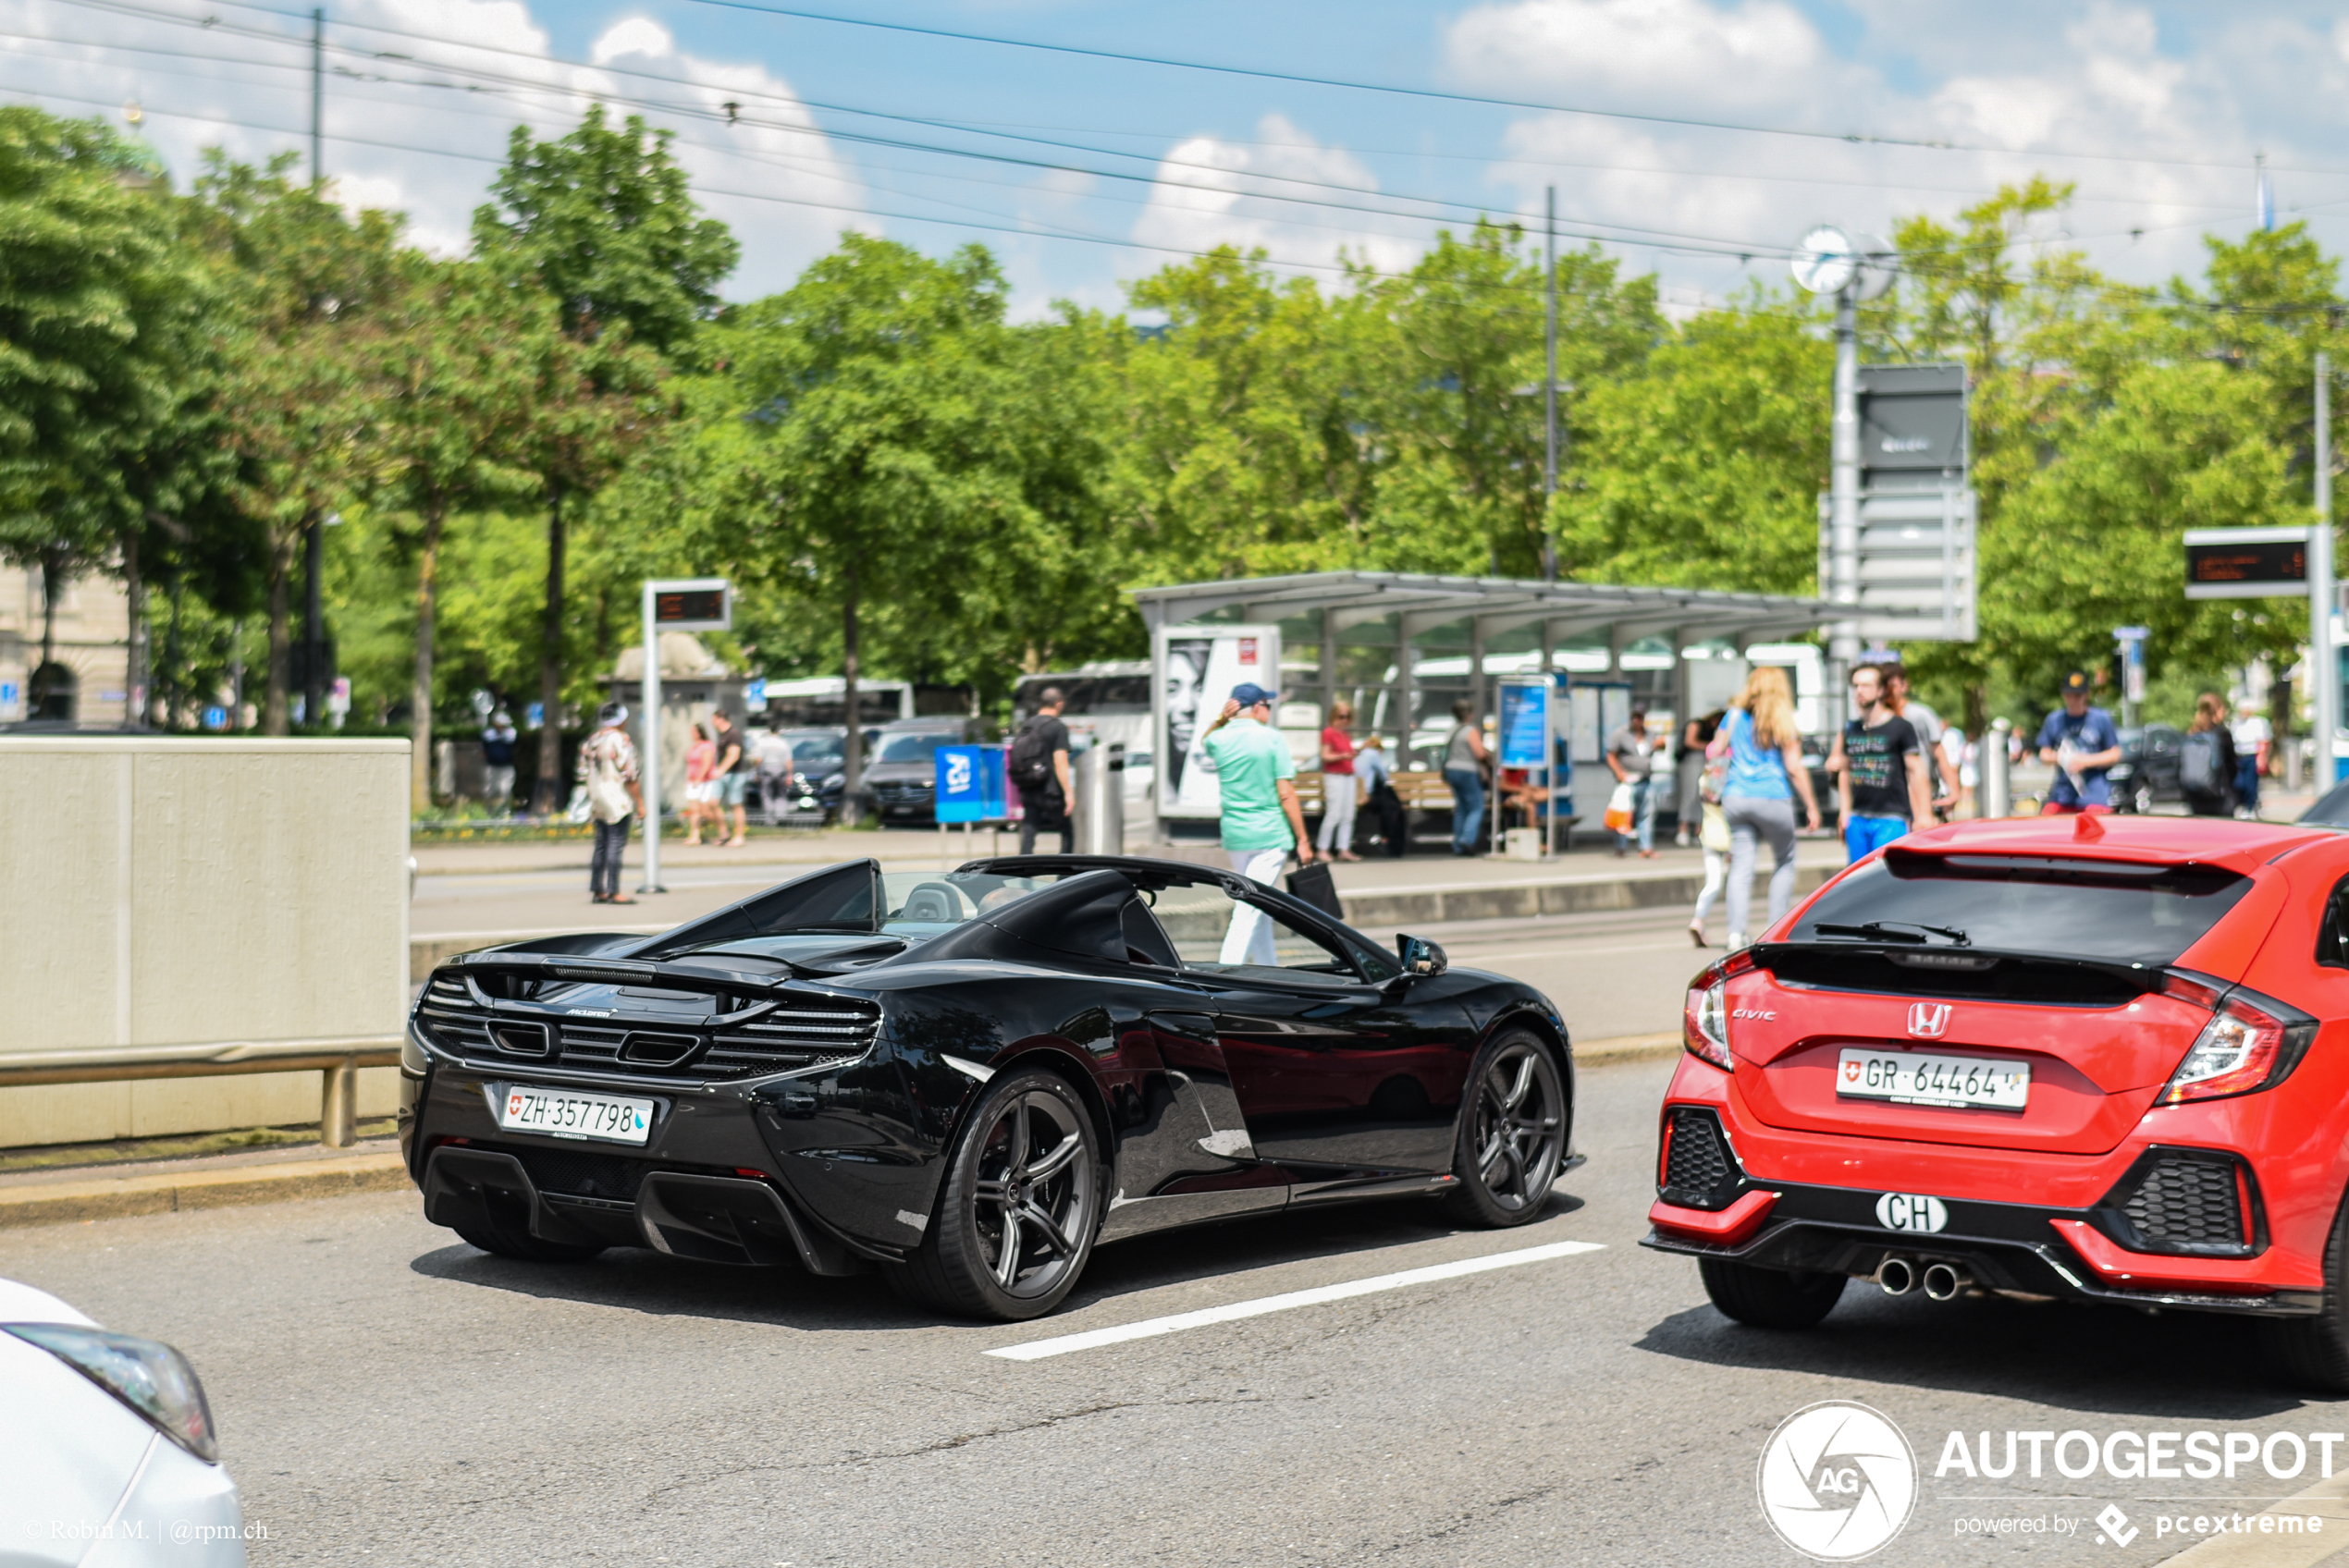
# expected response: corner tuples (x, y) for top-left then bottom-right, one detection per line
(1786, 851), (2254, 967)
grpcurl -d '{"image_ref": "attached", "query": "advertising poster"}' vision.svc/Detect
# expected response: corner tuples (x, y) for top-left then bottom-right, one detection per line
(1157, 626), (1281, 818)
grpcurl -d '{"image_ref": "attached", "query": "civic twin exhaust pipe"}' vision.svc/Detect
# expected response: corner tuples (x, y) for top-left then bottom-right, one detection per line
(1875, 1256), (1972, 1301)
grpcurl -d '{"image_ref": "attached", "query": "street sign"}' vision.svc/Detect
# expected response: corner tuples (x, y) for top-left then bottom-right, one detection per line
(649, 578), (732, 631)
(1819, 487), (1978, 641)
(1858, 364), (1968, 491)
(2183, 526), (2310, 598)
(744, 678), (768, 714)
(935, 745), (1007, 823)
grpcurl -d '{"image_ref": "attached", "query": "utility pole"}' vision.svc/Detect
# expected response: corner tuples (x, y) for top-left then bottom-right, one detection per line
(310, 8), (324, 187)
(301, 6), (326, 730)
(1827, 281), (1862, 728)
(1542, 184), (1559, 583)
(2316, 350), (2336, 790)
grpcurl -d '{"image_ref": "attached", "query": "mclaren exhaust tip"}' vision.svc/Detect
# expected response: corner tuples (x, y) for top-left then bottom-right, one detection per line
(1922, 1262), (1971, 1302)
(1876, 1256), (1916, 1296)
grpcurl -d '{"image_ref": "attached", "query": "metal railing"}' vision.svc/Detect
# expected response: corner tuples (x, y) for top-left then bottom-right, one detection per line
(0, 1037), (403, 1148)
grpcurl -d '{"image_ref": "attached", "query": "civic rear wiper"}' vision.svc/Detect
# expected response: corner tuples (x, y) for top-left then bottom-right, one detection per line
(1811, 920), (1972, 947)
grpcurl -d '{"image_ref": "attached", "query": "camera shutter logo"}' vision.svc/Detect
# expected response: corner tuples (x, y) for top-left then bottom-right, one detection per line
(1907, 1003), (1951, 1039)
(1756, 1401), (1917, 1561)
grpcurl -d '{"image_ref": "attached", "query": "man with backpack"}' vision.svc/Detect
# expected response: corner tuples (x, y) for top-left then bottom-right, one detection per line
(2179, 692), (2240, 817)
(1011, 688), (1075, 854)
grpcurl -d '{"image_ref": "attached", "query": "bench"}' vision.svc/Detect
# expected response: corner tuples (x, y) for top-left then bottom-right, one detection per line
(1295, 769), (1573, 851)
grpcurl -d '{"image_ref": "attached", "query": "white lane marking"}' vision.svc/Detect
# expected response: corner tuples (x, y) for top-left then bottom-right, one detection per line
(983, 1239), (1605, 1361)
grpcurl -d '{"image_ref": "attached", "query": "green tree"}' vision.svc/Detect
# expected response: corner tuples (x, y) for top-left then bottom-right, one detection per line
(190, 152), (409, 733)
(1349, 225), (1659, 576)
(369, 261), (542, 808)
(473, 105), (736, 806)
(0, 106), (212, 715)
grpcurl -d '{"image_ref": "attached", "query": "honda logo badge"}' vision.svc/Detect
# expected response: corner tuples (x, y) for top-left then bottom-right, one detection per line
(1907, 1003), (1951, 1039)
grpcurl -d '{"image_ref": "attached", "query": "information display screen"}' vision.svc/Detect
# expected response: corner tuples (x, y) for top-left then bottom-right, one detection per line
(2184, 538), (2306, 598)
(654, 587), (730, 626)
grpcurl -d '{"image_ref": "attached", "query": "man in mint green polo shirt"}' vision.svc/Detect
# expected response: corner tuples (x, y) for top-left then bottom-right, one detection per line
(1200, 682), (1315, 964)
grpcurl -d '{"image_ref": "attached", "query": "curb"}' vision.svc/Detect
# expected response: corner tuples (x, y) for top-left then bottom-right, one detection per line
(0, 1151), (410, 1230)
(1571, 1033), (1682, 1067)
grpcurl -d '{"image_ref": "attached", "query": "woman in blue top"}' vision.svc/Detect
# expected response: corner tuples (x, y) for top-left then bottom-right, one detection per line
(1716, 666), (1822, 949)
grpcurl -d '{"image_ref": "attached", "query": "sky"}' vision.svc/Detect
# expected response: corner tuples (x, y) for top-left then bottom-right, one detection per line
(6, 0), (2349, 319)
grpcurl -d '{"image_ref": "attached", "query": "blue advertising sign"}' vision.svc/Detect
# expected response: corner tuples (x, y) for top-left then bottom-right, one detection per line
(935, 744), (1007, 823)
(1497, 680), (1551, 768)
(203, 705), (229, 731)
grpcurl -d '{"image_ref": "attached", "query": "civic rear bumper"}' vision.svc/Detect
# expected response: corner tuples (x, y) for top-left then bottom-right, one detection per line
(1643, 1180), (2324, 1317)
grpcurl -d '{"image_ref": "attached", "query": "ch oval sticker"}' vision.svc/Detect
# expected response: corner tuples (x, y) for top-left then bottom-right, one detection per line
(1874, 1193), (1949, 1233)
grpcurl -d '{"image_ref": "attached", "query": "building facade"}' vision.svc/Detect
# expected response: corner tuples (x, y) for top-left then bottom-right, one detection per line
(0, 566), (132, 725)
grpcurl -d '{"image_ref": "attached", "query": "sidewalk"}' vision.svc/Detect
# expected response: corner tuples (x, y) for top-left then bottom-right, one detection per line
(0, 1135), (408, 1229)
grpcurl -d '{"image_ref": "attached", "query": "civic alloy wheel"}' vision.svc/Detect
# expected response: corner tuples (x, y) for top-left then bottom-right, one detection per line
(1445, 1031), (1568, 1226)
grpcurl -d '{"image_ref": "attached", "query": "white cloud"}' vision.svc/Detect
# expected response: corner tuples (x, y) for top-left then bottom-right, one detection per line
(1128, 114), (1428, 278)
(0, 0), (867, 293)
(1445, 0), (1840, 112)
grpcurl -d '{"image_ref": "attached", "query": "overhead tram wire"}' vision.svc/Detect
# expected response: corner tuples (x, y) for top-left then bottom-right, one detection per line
(43, 0), (1826, 254)
(28, 7), (1837, 260)
(670, 0), (2349, 180)
(20, 14), (2344, 314)
(55, 0), (2341, 212)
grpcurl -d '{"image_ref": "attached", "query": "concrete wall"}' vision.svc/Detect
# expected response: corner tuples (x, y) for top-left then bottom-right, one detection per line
(0, 737), (410, 1146)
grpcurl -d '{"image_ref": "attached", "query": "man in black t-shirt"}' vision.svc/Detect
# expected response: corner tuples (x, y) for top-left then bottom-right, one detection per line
(1829, 663), (1932, 863)
(1013, 689), (1075, 854)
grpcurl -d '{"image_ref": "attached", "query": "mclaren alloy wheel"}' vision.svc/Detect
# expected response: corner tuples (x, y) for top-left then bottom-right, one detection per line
(893, 1067), (1101, 1321)
(1445, 1030), (1568, 1227)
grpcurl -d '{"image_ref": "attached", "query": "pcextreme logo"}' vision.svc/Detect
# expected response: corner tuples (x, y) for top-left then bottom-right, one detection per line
(1758, 1401), (1918, 1561)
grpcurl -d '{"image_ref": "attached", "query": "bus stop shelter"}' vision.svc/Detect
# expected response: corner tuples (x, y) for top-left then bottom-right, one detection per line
(1130, 570), (1843, 835)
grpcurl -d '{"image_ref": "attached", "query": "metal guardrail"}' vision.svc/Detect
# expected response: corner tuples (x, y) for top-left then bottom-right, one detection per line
(0, 1036), (404, 1148)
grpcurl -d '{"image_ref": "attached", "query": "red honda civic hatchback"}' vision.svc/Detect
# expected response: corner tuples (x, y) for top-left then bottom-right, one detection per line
(1646, 813), (2349, 1389)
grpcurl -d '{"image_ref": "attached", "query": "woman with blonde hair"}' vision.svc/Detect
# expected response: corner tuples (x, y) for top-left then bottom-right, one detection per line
(1716, 666), (1822, 948)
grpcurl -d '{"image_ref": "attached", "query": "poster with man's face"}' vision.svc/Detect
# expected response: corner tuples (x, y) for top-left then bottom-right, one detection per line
(1157, 628), (1282, 817)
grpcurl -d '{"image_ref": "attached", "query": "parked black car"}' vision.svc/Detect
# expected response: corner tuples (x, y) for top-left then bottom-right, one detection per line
(2108, 723), (2185, 814)
(861, 720), (988, 823)
(401, 856), (1580, 1320)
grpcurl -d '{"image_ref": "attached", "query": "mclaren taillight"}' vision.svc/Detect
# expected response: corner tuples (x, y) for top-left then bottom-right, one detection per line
(2156, 986), (2318, 1105)
(1682, 950), (1752, 1072)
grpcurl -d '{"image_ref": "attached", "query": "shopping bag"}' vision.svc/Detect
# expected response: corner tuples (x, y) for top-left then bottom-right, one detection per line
(1700, 802), (1731, 852)
(1286, 860), (1344, 919)
(1603, 780), (1636, 834)
(565, 784), (592, 825)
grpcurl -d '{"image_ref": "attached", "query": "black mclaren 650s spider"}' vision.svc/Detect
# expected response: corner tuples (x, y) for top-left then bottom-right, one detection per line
(401, 855), (1581, 1319)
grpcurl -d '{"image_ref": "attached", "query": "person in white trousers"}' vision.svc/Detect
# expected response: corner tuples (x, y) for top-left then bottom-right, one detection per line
(1199, 682), (1316, 965)
(1315, 699), (1361, 861)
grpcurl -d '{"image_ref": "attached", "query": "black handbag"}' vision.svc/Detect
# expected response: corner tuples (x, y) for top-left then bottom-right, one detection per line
(1286, 860), (1344, 919)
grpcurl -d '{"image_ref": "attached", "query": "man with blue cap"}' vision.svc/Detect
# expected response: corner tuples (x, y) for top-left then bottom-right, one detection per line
(1199, 681), (1316, 963)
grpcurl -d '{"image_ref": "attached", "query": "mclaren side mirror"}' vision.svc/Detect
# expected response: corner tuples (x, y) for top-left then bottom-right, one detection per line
(1396, 935), (1447, 977)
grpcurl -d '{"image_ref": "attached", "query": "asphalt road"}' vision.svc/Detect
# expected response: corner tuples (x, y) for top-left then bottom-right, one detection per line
(8, 1054), (2349, 1567)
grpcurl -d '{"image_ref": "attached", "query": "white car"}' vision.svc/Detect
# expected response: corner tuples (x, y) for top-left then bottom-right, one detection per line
(0, 1278), (246, 1566)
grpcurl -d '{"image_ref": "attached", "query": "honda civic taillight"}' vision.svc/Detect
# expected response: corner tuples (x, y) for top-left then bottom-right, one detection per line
(1682, 950), (1753, 1072)
(2157, 987), (2318, 1105)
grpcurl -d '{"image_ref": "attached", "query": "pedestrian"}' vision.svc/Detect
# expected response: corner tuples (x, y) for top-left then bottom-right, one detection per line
(1827, 662), (1932, 863)
(1199, 682), (1316, 963)
(1010, 686), (1075, 854)
(1884, 664), (1959, 815)
(1676, 707), (1725, 848)
(1719, 667), (1823, 949)
(1442, 699), (1490, 857)
(1940, 723), (1974, 817)
(2232, 702), (2271, 818)
(2035, 670), (2122, 815)
(481, 708), (517, 813)
(578, 701), (644, 905)
(1316, 699), (1363, 862)
(708, 706), (748, 847)
(1686, 722), (1732, 947)
(1356, 733), (1408, 857)
(683, 721), (718, 845)
(2181, 692), (2240, 817)
(1605, 704), (1657, 859)
(753, 718), (796, 826)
